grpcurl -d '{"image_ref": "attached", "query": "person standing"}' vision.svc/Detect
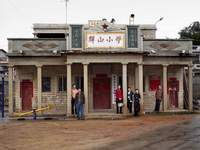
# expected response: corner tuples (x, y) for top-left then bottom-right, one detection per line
(127, 87), (134, 113)
(115, 85), (123, 114)
(154, 85), (163, 112)
(133, 89), (141, 116)
(75, 88), (85, 120)
(71, 84), (78, 115)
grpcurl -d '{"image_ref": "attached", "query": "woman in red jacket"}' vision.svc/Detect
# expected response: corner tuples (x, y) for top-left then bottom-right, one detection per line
(115, 85), (123, 114)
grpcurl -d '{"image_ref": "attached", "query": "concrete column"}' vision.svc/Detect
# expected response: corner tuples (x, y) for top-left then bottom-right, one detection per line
(83, 63), (89, 114)
(8, 66), (13, 114)
(134, 65), (139, 89)
(122, 63), (128, 114)
(178, 67), (184, 109)
(163, 64), (168, 112)
(15, 68), (21, 112)
(37, 65), (42, 110)
(138, 63), (144, 114)
(188, 65), (193, 112)
(66, 63), (72, 116)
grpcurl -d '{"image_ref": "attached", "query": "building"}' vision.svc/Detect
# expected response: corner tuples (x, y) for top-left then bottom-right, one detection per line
(0, 49), (8, 113)
(192, 45), (200, 110)
(7, 18), (194, 116)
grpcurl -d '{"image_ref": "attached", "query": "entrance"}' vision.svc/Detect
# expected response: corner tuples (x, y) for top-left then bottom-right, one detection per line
(168, 77), (179, 108)
(93, 75), (111, 109)
(20, 80), (33, 110)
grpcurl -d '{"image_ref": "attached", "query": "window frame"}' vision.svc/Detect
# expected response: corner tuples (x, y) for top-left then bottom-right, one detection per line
(127, 25), (139, 49)
(57, 76), (67, 92)
(42, 77), (51, 92)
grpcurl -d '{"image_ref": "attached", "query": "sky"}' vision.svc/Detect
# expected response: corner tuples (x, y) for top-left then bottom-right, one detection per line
(0, 0), (199, 51)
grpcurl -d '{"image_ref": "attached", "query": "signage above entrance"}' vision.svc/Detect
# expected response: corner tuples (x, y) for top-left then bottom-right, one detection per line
(85, 32), (125, 49)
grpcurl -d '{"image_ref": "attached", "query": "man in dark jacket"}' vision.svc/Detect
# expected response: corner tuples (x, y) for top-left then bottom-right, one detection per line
(75, 88), (85, 120)
(127, 87), (134, 113)
(133, 89), (141, 116)
(154, 85), (163, 112)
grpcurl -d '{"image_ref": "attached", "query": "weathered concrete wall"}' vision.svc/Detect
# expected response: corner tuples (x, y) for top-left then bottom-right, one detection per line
(14, 66), (67, 114)
(144, 40), (193, 53)
(13, 64), (185, 114)
(143, 65), (184, 112)
(8, 39), (66, 52)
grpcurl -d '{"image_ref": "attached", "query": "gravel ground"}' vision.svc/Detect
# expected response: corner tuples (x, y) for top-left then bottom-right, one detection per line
(0, 114), (194, 150)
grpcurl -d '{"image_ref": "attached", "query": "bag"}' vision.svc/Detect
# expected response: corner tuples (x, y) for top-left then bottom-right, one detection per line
(118, 102), (124, 107)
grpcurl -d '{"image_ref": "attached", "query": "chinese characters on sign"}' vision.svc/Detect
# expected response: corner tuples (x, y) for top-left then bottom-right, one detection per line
(112, 74), (118, 104)
(86, 33), (125, 48)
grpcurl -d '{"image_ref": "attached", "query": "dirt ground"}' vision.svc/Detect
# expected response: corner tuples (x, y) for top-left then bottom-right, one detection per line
(0, 114), (193, 150)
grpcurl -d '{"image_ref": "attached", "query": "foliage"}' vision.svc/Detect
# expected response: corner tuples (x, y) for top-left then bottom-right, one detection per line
(179, 21), (200, 45)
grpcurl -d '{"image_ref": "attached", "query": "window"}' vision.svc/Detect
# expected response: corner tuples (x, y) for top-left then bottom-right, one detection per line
(149, 75), (160, 91)
(127, 26), (138, 48)
(58, 76), (67, 92)
(71, 25), (83, 48)
(42, 77), (51, 92)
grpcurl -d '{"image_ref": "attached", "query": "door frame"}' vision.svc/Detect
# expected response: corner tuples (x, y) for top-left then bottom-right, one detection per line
(20, 80), (33, 111)
(93, 74), (112, 111)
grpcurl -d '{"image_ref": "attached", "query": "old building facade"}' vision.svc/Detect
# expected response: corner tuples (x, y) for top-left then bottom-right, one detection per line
(7, 20), (194, 116)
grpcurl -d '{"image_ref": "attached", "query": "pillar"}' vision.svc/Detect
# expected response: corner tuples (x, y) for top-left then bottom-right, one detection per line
(163, 64), (168, 112)
(188, 64), (193, 112)
(66, 63), (72, 116)
(8, 65), (13, 114)
(122, 63), (128, 114)
(134, 65), (139, 90)
(37, 65), (42, 110)
(178, 67), (184, 109)
(15, 68), (21, 112)
(138, 63), (144, 114)
(83, 63), (89, 114)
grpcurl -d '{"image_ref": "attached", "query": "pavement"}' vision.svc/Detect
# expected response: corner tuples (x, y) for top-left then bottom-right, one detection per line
(95, 115), (200, 150)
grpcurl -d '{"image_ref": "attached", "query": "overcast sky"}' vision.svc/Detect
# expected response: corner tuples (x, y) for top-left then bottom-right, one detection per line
(0, 0), (199, 51)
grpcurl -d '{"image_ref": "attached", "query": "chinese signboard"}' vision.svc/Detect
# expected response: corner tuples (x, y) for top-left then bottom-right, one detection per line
(85, 32), (125, 49)
(112, 74), (118, 104)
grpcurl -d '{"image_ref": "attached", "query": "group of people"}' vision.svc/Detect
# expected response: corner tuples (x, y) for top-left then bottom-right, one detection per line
(115, 85), (141, 116)
(71, 84), (85, 120)
(115, 84), (163, 116)
(70, 84), (163, 120)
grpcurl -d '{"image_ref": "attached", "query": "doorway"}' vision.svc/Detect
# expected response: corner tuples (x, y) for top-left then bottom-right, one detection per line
(168, 77), (179, 108)
(20, 80), (33, 110)
(93, 75), (111, 109)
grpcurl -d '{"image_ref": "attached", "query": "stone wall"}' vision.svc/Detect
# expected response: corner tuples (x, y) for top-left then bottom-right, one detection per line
(143, 65), (184, 112)
(14, 66), (67, 114)
(13, 64), (185, 114)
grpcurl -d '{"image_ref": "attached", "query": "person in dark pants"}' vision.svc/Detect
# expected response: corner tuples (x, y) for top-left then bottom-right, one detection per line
(75, 88), (85, 120)
(154, 85), (163, 112)
(71, 84), (78, 115)
(127, 87), (134, 113)
(133, 89), (141, 116)
(115, 85), (123, 114)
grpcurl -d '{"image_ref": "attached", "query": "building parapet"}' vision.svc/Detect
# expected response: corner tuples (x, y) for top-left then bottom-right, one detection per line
(143, 39), (193, 54)
(8, 38), (66, 53)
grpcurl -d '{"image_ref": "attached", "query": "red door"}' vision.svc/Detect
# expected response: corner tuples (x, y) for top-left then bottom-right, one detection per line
(168, 78), (179, 108)
(20, 80), (33, 111)
(93, 76), (111, 109)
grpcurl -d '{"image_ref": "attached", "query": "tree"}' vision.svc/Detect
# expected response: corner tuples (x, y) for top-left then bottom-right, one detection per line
(179, 21), (200, 45)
